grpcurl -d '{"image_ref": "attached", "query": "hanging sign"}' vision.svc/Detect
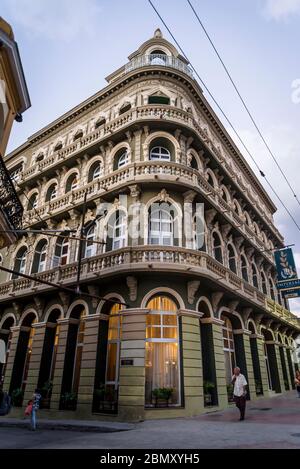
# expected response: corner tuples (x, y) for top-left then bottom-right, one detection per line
(277, 278), (300, 290)
(274, 248), (298, 283)
(282, 288), (300, 299)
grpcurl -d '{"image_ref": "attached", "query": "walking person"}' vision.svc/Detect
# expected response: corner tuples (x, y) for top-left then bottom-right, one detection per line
(30, 388), (41, 431)
(295, 370), (300, 398)
(232, 367), (247, 421)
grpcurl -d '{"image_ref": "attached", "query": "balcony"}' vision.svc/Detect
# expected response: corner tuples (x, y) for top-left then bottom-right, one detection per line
(0, 156), (23, 241)
(0, 246), (298, 329)
(124, 54), (194, 79)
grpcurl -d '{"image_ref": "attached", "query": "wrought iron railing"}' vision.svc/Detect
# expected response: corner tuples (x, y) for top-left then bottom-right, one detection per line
(125, 54), (194, 78)
(0, 156), (23, 231)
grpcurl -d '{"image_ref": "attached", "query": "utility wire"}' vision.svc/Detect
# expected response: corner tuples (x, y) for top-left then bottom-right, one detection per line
(147, 0), (300, 234)
(187, 0), (300, 208)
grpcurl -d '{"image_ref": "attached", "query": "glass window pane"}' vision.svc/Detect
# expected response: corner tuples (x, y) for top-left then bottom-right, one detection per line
(146, 314), (161, 326)
(146, 327), (161, 339)
(106, 343), (117, 382)
(163, 327), (177, 339)
(162, 315), (177, 326)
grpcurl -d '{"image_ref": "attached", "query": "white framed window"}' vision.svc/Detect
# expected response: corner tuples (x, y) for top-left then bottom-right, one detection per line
(212, 232), (223, 264)
(32, 241), (48, 273)
(46, 184), (57, 202)
(10, 164), (23, 183)
(112, 212), (126, 250)
(53, 237), (69, 268)
(12, 248), (27, 278)
(149, 205), (174, 246)
(28, 193), (38, 210)
(85, 226), (96, 258)
(149, 146), (171, 161)
(228, 244), (237, 273)
(117, 151), (129, 168)
(241, 255), (249, 282)
(91, 163), (103, 181)
(252, 264), (259, 289)
(105, 303), (123, 395)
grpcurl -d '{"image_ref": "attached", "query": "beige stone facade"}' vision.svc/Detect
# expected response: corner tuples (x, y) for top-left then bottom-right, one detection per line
(0, 30), (299, 422)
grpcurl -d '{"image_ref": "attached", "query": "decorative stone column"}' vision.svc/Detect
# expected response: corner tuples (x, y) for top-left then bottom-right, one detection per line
(23, 322), (47, 405)
(50, 318), (71, 410)
(234, 329), (256, 399)
(3, 326), (20, 392)
(264, 339), (282, 393)
(201, 317), (228, 408)
(251, 333), (270, 397)
(179, 309), (204, 416)
(118, 308), (148, 422)
(76, 313), (105, 418)
(283, 346), (293, 390)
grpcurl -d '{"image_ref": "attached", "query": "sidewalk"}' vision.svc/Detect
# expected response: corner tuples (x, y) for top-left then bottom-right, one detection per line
(0, 417), (135, 433)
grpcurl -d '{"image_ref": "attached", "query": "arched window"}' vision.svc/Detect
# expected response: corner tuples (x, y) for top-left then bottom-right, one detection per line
(212, 231), (223, 264)
(252, 263), (259, 289)
(207, 172), (215, 188)
(148, 94), (170, 105)
(190, 156), (198, 170)
(54, 142), (63, 152)
(149, 50), (167, 65)
(269, 278), (276, 301)
(261, 271), (267, 295)
(73, 129), (83, 141)
(149, 137), (174, 162)
(228, 244), (237, 274)
(12, 247), (27, 279)
(28, 193), (38, 210)
(112, 212), (126, 250)
(149, 146), (171, 161)
(119, 103), (131, 115)
(193, 214), (206, 251)
(241, 255), (249, 282)
(10, 163), (23, 183)
(60, 305), (86, 410)
(84, 225), (96, 258)
(105, 303), (123, 404)
(46, 183), (57, 202)
(0, 317), (14, 380)
(145, 295), (180, 406)
(116, 150), (129, 169)
(65, 173), (78, 192)
(149, 203), (175, 246)
(53, 237), (69, 268)
(221, 315), (236, 386)
(88, 161), (103, 182)
(32, 239), (48, 273)
(95, 117), (106, 129)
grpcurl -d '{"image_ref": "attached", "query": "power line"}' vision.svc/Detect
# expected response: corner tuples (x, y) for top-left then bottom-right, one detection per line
(147, 0), (300, 234)
(187, 0), (300, 208)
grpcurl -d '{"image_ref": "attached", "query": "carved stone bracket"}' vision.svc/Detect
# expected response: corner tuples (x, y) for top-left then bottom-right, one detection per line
(126, 276), (137, 301)
(211, 292), (224, 313)
(187, 280), (200, 305)
(34, 296), (45, 314)
(205, 208), (217, 227)
(242, 307), (253, 323)
(228, 300), (239, 312)
(221, 223), (232, 238)
(234, 236), (244, 250)
(58, 292), (70, 314)
(159, 188), (169, 202)
(87, 285), (99, 309)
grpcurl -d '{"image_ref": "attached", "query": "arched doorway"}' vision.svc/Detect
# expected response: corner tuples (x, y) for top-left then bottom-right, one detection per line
(248, 322), (263, 395)
(0, 317), (14, 380)
(199, 301), (218, 406)
(9, 313), (37, 405)
(60, 305), (86, 410)
(38, 309), (61, 408)
(145, 295), (180, 407)
(262, 328), (281, 393)
(93, 300), (123, 414)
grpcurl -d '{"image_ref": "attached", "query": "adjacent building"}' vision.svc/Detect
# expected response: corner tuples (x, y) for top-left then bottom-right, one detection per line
(0, 17), (30, 248)
(0, 30), (299, 421)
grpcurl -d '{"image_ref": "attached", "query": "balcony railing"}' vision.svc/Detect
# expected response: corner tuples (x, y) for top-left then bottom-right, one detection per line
(124, 54), (194, 78)
(0, 156), (23, 231)
(0, 246), (298, 329)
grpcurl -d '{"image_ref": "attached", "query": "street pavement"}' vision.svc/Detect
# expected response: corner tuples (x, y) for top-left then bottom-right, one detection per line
(0, 391), (300, 449)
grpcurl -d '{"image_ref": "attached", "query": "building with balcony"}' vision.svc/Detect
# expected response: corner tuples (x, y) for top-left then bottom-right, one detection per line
(0, 29), (299, 421)
(0, 17), (30, 248)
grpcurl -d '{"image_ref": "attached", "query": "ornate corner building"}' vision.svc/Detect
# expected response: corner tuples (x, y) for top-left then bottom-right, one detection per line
(0, 29), (299, 421)
(0, 17), (30, 248)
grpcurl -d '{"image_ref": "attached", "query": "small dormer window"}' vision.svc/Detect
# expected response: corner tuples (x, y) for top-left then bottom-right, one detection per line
(148, 95), (170, 105)
(95, 117), (106, 129)
(54, 142), (63, 152)
(119, 103), (131, 115)
(150, 50), (167, 65)
(74, 130), (83, 141)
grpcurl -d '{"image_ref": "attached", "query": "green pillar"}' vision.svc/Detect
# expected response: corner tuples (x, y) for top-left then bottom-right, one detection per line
(274, 341), (285, 393)
(234, 330), (256, 400)
(255, 335), (271, 397)
(180, 311), (203, 416)
(206, 318), (227, 409)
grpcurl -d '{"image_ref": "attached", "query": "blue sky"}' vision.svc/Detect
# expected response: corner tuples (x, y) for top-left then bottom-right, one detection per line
(2, 0), (300, 312)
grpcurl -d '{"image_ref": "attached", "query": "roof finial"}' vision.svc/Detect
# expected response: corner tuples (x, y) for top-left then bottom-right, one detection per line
(154, 28), (163, 38)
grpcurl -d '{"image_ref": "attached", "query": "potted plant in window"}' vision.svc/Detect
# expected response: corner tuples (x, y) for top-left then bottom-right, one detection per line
(11, 388), (24, 407)
(61, 392), (77, 410)
(226, 383), (234, 402)
(203, 381), (215, 406)
(152, 387), (173, 407)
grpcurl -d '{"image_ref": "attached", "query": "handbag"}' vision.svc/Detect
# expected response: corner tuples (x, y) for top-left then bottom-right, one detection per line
(25, 402), (33, 416)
